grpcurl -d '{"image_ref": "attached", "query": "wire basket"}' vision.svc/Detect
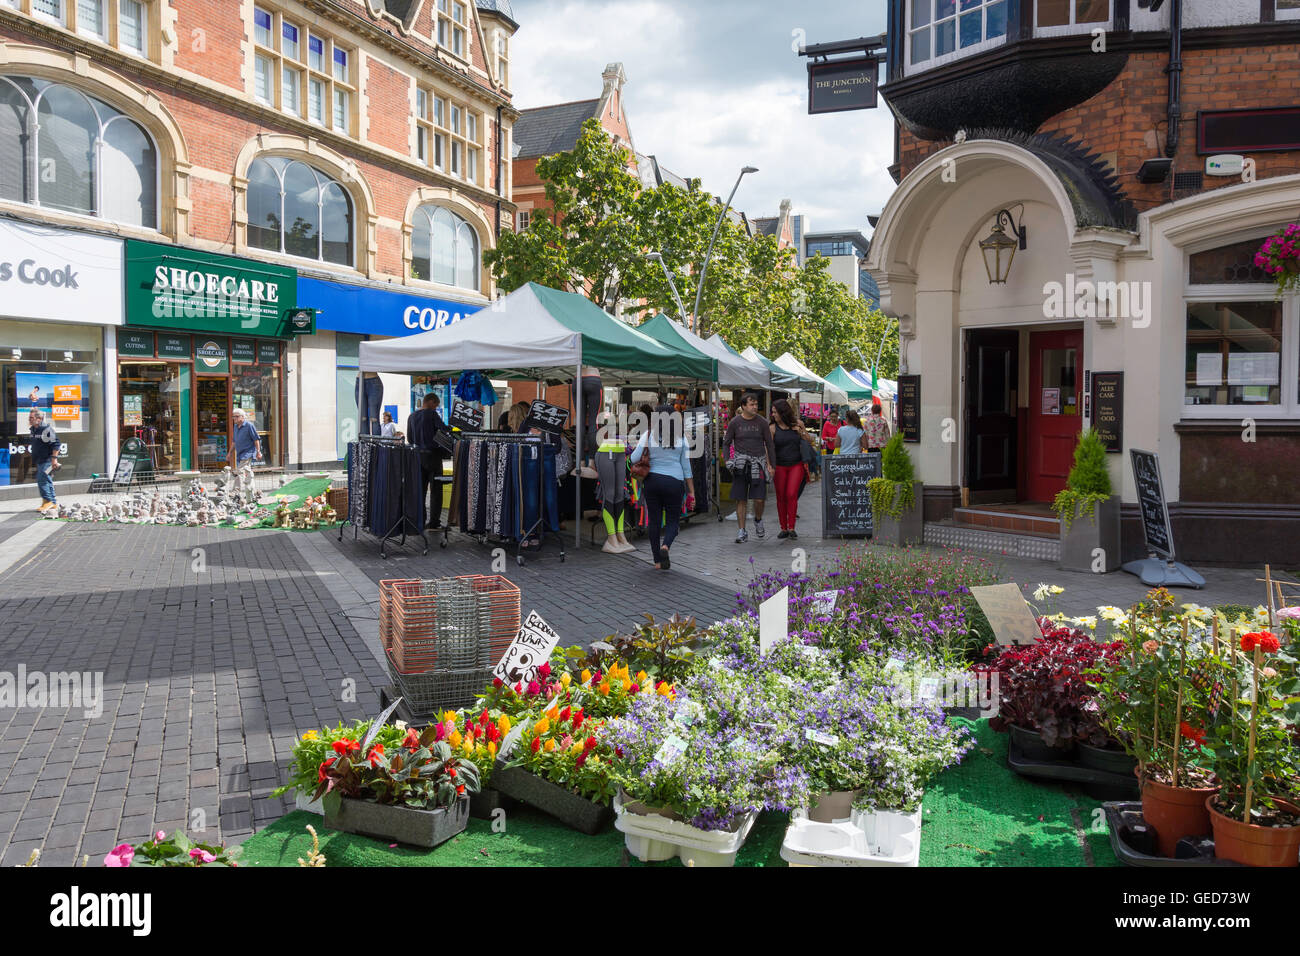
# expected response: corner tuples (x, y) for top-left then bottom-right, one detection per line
(390, 578), (493, 672)
(386, 649), (492, 718)
(458, 575), (522, 659)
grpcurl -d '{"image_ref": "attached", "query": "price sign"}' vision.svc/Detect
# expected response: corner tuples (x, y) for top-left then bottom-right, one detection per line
(493, 610), (561, 686)
(810, 589), (839, 617)
(523, 399), (569, 435)
(449, 397), (482, 432)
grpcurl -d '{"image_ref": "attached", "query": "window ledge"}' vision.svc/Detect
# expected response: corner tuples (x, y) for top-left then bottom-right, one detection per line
(1174, 418), (1300, 435)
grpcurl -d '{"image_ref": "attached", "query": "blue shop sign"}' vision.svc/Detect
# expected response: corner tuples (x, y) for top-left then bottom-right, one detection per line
(298, 276), (482, 336)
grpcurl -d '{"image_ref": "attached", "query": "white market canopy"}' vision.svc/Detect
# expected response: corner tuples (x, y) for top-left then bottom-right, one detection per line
(773, 352), (850, 405)
(358, 283), (717, 385)
(639, 314), (771, 388)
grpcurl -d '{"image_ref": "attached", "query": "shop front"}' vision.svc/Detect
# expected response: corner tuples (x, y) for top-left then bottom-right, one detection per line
(0, 219), (121, 495)
(291, 274), (484, 467)
(122, 241), (300, 474)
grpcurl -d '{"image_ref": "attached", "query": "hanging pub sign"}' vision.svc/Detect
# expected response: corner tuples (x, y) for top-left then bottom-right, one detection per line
(807, 57), (878, 114)
(448, 397), (482, 432)
(897, 374), (921, 442)
(1091, 371), (1123, 453)
(523, 399), (569, 435)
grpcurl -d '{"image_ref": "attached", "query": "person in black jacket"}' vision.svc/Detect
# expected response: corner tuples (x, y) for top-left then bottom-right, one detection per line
(407, 393), (449, 529)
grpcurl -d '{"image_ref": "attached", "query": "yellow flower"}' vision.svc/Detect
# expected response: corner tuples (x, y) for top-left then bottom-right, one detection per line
(599, 683), (610, 696)
(657, 683), (672, 697)
(621, 679), (631, 692)
(535, 718), (550, 736)
(560, 672), (572, 688)
(449, 730), (463, 748)
(443, 710), (457, 724)
(588, 755), (601, 767)
(546, 705), (560, 722)
(462, 738), (474, 755)
(498, 715), (512, 734)
(544, 739), (556, 752)
(488, 741), (497, 757)
(570, 741), (583, 753)
(301, 730), (319, 741)
(636, 670), (648, 683)
(581, 669), (592, 684)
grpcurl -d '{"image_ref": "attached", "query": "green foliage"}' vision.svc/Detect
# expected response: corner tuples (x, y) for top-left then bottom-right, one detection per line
(316, 730), (480, 813)
(881, 432), (913, 484)
(272, 718), (408, 800)
(1052, 429), (1112, 529)
(556, 612), (700, 684)
(127, 831), (242, 867)
(868, 434), (916, 518)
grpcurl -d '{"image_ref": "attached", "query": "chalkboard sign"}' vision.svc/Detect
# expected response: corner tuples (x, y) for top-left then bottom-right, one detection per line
(448, 397), (482, 432)
(821, 451), (882, 538)
(524, 399), (569, 435)
(897, 375), (920, 442)
(1092, 371), (1123, 453)
(1130, 448), (1174, 559)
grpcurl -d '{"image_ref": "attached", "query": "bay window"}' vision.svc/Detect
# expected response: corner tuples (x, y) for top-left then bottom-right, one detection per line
(908, 0), (1008, 73)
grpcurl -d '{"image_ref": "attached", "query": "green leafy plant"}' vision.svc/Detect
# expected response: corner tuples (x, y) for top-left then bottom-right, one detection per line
(867, 433), (916, 519)
(1052, 428), (1112, 531)
(556, 613), (700, 683)
(316, 726), (480, 814)
(272, 718), (408, 800)
(105, 831), (242, 867)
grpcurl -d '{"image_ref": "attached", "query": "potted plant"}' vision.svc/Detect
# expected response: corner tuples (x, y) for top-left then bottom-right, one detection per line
(451, 707), (513, 818)
(868, 433), (923, 547)
(1093, 593), (1220, 857)
(104, 830), (242, 867)
(273, 717), (409, 814)
(1205, 630), (1300, 866)
(1053, 428), (1120, 573)
(987, 619), (1123, 760)
(315, 721), (480, 848)
(1255, 225), (1300, 300)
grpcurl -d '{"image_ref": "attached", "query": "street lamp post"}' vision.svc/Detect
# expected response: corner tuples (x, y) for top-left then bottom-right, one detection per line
(691, 165), (757, 334)
(646, 251), (688, 323)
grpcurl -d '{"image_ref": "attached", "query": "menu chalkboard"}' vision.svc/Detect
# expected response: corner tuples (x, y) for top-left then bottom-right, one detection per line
(1092, 371), (1123, 453)
(821, 452), (882, 538)
(1130, 448), (1173, 559)
(897, 375), (920, 442)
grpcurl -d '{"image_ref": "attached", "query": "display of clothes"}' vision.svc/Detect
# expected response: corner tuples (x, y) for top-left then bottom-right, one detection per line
(448, 435), (558, 541)
(346, 438), (423, 537)
(453, 371), (499, 407)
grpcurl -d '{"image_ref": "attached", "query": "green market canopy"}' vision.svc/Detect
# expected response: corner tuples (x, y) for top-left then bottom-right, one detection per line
(825, 365), (873, 401)
(358, 283), (717, 385)
(639, 314), (771, 388)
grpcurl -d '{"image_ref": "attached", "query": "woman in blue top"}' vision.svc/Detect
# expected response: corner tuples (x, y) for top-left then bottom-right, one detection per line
(836, 409), (866, 455)
(630, 404), (696, 571)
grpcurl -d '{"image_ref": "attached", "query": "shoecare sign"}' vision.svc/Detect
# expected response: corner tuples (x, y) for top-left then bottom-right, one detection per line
(0, 219), (123, 325)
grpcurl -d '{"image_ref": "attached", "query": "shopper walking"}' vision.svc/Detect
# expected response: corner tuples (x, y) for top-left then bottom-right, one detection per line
(864, 400), (892, 453)
(629, 404), (695, 570)
(407, 392), (449, 529)
(722, 392), (775, 543)
(837, 409), (866, 456)
(769, 398), (807, 539)
(28, 408), (61, 513)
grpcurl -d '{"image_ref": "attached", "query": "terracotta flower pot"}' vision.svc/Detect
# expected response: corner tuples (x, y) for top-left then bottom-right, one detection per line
(1138, 772), (1218, 858)
(1207, 797), (1300, 868)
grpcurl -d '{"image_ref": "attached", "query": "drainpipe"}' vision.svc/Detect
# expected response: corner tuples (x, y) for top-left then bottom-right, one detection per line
(495, 105), (504, 241)
(1164, 0), (1183, 158)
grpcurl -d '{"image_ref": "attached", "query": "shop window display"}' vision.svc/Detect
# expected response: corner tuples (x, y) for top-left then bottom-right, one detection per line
(233, 361), (281, 467)
(119, 362), (189, 473)
(1184, 301), (1283, 407)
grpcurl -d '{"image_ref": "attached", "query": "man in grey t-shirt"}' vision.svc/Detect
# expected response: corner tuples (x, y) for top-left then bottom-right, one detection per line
(722, 392), (775, 543)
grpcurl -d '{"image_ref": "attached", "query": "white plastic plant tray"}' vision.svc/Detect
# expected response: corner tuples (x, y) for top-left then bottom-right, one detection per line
(780, 813), (920, 868)
(613, 793), (757, 867)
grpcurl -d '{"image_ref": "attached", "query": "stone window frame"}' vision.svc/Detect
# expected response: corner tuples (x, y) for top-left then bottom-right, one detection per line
(251, 4), (355, 137)
(401, 187), (493, 298)
(2, 0), (158, 61)
(413, 83), (483, 187)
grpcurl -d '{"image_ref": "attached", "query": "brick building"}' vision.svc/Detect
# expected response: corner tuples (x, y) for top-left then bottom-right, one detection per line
(863, 0), (1300, 565)
(0, 0), (520, 491)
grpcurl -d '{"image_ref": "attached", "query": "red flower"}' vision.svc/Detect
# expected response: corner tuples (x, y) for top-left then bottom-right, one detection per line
(615, 746), (624, 758)
(584, 736), (597, 751)
(1179, 722), (1207, 750)
(538, 662), (552, 678)
(480, 708), (490, 724)
(317, 757), (335, 781)
(527, 680), (542, 696)
(514, 682), (523, 694)
(573, 709), (584, 729)
(402, 728), (420, 751)
(456, 784), (466, 795)
(331, 739), (360, 756)
(575, 751), (587, 769)
(530, 736), (541, 753)
(367, 745), (385, 767)
(448, 766), (457, 779)
(629, 684), (639, 694)
(487, 724), (501, 743)
(434, 722), (447, 741)
(493, 677), (504, 689)
(560, 706), (571, 722)
(592, 670), (603, 684)
(1241, 631), (1281, 654)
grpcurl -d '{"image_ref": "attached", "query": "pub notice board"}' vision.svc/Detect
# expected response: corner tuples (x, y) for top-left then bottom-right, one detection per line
(1091, 371), (1123, 453)
(897, 375), (920, 442)
(821, 451), (882, 538)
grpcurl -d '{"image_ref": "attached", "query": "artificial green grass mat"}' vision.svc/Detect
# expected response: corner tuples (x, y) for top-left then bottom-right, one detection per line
(238, 719), (1118, 867)
(264, 476), (334, 504)
(918, 718), (1119, 867)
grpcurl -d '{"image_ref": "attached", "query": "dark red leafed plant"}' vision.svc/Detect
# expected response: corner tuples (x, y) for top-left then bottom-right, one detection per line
(987, 618), (1124, 748)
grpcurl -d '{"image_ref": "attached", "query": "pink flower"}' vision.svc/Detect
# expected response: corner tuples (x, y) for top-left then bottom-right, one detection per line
(103, 844), (134, 867)
(154, 830), (166, 842)
(189, 848), (216, 864)
(1275, 606), (1300, 620)
(527, 680), (541, 696)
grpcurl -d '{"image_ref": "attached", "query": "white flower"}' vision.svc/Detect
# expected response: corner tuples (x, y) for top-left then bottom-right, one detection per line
(1073, 616), (1098, 630)
(1032, 583), (1051, 601)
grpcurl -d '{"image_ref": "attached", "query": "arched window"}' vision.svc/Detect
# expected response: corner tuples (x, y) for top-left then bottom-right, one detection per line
(0, 74), (157, 227)
(411, 205), (479, 290)
(246, 156), (353, 266)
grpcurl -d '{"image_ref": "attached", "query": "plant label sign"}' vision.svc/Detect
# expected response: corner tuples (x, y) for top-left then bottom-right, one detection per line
(885, 654), (908, 673)
(654, 734), (689, 766)
(804, 729), (839, 747)
(810, 589), (839, 617)
(970, 583), (1043, 646)
(673, 700), (705, 728)
(758, 587), (789, 654)
(493, 610), (561, 686)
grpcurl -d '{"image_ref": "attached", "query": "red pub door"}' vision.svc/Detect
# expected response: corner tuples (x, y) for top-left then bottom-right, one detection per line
(1026, 329), (1083, 502)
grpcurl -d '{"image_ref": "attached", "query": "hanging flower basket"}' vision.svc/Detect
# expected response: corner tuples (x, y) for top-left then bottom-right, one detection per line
(1255, 226), (1300, 298)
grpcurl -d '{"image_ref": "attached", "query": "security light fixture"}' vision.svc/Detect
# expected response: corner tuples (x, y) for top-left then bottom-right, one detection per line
(1137, 157), (1173, 183)
(979, 206), (1028, 284)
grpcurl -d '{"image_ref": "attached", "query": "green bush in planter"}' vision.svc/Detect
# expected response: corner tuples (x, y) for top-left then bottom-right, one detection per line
(867, 433), (916, 519)
(1052, 428), (1112, 532)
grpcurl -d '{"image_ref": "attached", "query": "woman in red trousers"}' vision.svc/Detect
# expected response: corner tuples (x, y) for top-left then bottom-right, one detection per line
(769, 398), (810, 539)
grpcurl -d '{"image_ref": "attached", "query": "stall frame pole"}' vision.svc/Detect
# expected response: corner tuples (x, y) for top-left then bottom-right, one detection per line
(574, 361), (582, 549)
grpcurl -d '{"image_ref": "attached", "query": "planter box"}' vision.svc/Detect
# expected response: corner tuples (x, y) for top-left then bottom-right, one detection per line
(294, 792), (324, 816)
(613, 792), (756, 867)
(492, 763), (612, 835)
(1009, 723), (1074, 761)
(322, 795), (469, 848)
(469, 787), (512, 821)
(1006, 729), (1139, 801)
(1059, 495), (1121, 573)
(780, 814), (920, 868)
(851, 805), (923, 858)
(872, 482), (924, 547)
(808, 789), (862, 824)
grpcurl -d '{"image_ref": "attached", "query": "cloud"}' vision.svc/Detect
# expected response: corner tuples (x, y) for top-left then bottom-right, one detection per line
(508, 0), (895, 234)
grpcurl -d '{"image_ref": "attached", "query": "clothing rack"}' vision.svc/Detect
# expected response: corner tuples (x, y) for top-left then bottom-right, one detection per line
(451, 431), (566, 567)
(340, 435), (429, 559)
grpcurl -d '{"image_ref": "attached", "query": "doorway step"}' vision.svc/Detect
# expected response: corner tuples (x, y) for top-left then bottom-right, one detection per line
(922, 504), (1061, 561)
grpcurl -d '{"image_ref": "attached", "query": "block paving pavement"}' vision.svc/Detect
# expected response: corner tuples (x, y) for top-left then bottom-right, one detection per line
(0, 480), (1271, 865)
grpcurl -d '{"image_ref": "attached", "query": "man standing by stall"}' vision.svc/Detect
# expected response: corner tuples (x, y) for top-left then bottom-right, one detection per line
(723, 392), (775, 543)
(407, 392), (449, 529)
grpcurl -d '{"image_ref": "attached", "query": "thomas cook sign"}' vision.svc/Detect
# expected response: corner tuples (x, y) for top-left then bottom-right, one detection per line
(808, 57), (878, 114)
(125, 240), (298, 337)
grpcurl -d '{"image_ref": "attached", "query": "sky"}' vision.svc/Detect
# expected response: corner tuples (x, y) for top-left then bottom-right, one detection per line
(507, 0), (897, 239)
